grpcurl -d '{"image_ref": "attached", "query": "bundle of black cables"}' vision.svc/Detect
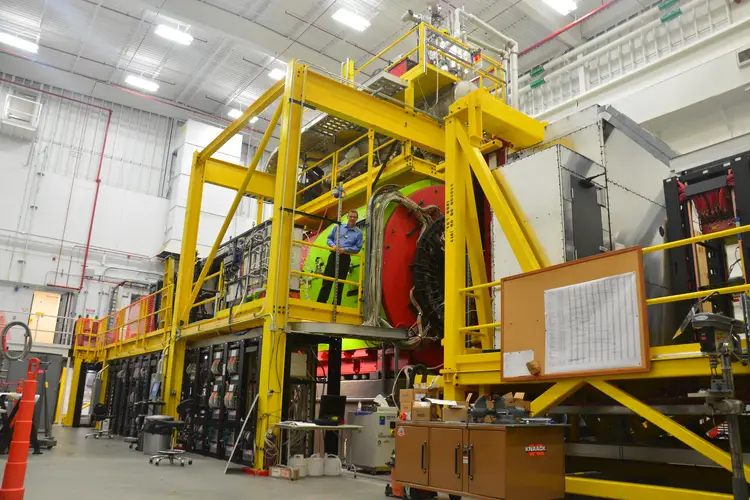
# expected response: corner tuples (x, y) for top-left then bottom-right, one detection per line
(411, 216), (445, 337)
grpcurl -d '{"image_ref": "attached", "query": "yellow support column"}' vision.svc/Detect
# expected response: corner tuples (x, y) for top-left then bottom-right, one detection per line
(442, 117), (467, 402)
(163, 152), (206, 417)
(254, 62), (305, 469)
(62, 357), (83, 427)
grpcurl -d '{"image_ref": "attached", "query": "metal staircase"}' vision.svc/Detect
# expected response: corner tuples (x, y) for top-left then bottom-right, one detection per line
(518, 0), (740, 117)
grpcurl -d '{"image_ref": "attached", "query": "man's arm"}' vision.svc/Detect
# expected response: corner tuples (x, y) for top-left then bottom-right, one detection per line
(327, 225), (338, 248)
(344, 230), (363, 253)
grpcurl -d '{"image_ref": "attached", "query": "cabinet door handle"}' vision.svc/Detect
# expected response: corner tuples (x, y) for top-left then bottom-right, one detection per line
(421, 441), (427, 472)
(467, 445), (474, 480)
(454, 445), (460, 477)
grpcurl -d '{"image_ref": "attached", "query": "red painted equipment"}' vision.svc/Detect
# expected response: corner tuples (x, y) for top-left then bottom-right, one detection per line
(1, 357), (40, 500)
(381, 185), (445, 329)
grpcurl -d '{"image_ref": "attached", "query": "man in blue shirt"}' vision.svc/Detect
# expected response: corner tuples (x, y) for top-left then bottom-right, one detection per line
(317, 209), (363, 305)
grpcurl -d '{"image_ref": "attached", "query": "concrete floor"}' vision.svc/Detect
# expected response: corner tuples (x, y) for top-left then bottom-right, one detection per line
(1, 427), (411, 500)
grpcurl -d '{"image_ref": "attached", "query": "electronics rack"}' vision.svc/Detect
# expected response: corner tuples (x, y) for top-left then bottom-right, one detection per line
(105, 352), (161, 437)
(190, 222), (304, 325)
(182, 338), (260, 464)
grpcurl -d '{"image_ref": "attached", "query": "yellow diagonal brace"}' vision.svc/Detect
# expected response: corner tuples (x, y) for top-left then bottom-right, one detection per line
(530, 380), (585, 417)
(566, 476), (733, 500)
(462, 166), (493, 347)
(198, 80), (283, 161)
(590, 380), (750, 482)
(185, 101), (283, 318)
(455, 123), (549, 272)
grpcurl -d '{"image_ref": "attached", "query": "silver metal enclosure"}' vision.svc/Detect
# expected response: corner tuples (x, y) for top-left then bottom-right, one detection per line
(490, 145), (610, 348)
(491, 105), (678, 347)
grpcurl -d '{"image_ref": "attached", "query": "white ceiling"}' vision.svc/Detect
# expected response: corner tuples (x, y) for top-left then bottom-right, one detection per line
(0, 0), (654, 128)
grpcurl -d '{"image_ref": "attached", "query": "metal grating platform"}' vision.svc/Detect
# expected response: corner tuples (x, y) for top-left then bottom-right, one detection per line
(286, 322), (408, 340)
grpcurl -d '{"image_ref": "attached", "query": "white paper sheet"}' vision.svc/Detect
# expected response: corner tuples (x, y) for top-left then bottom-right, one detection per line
(544, 271), (642, 375)
(503, 350), (535, 378)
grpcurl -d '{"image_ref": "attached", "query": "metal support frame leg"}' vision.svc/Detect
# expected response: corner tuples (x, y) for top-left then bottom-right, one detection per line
(589, 380), (750, 482)
(163, 153), (205, 417)
(442, 117), (468, 402)
(254, 62), (305, 469)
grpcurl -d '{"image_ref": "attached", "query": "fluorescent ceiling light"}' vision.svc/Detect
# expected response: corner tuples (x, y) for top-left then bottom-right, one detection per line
(332, 8), (371, 32)
(543, 0), (577, 15)
(154, 24), (193, 45)
(249, 117), (259, 124)
(0, 32), (38, 53)
(228, 108), (242, 119)
(125, 74), (159, 92)
(268, 68), (286, 81)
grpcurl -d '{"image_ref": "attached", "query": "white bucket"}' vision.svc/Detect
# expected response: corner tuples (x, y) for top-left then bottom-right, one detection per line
(323, 454), (342, 476)
(308, 453), (324, 477)
(289, 454), (308, 478)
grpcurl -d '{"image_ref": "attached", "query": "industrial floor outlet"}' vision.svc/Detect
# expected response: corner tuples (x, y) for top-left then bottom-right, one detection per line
(1, 427), (396, 499)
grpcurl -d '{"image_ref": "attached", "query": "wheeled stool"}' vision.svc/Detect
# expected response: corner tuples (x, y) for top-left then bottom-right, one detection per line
(147, 419), (192, 467)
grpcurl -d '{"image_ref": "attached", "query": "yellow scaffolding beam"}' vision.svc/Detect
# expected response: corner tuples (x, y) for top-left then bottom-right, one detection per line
(302, 69), (445, 155)
(204, 158), (276, 199)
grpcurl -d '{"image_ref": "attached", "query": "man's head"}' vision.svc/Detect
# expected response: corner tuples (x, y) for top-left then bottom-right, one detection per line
(347, 209), (358, 228)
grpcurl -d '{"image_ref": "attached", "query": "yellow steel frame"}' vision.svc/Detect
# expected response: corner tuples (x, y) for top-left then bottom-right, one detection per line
(149, 60), (450, 468)
(443, 89), (750, 497)
(63, 30), (746, 496)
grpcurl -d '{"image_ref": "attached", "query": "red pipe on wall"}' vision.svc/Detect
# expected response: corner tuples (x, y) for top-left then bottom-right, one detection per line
(519, 0), (622, 57)
(0, 77), (113, 291)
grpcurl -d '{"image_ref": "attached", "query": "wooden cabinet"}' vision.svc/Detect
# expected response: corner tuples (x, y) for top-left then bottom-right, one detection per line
(467, 428), (507, 498)
(395, 422), (565, 500)
(395, 423), (429, 486)
(428, 425), (464, 493)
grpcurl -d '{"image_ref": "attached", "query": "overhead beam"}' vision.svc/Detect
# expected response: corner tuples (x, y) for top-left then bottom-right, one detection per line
(203, 158), (276, 199)
(302, 68), (446, 155)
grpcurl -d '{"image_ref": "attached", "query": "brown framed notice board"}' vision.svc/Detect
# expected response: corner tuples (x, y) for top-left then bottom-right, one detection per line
(500, 247), (650, 382)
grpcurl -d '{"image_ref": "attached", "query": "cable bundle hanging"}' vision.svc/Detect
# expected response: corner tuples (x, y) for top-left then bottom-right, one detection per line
(363, 189), (441, 328)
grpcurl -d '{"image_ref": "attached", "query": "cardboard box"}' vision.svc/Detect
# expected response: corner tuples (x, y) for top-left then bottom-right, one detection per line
(400, 400), (413, 418)
(502, 392), (531, 412)
(270, 466), (299, 481)
(411, 401), (433, 421)
(400, 388), (428, 403)
(440, 393), (473, 422)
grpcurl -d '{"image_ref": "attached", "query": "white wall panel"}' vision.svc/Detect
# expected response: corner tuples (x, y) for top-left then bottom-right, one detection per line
(0, 72), (173, 198)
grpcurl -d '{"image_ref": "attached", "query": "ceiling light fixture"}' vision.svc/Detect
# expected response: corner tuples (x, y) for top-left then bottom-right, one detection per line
(268, 68), (286, 81)
(249, 117), (259, 124)
(154, 24), (193, 45)
(543, 0), (577, 15)
(228, 108), (242, 119)
(0, 32), (39, 53)
(125, 75), (160, 92)
(332, 8), (371, 32)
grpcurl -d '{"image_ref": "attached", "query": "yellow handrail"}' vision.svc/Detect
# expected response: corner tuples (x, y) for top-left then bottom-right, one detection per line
(355, 24), (421, 76)
(643, 225), (750, 254)
(292, 239), (363, 256)
(291, 270), (359, 287)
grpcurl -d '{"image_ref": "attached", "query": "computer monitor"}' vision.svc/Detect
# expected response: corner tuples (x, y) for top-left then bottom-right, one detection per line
(318, 394), (346, 423)
(149, 380), (161, 400)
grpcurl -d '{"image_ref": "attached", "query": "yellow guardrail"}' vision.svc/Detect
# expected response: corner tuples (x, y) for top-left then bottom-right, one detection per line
(456, 225), (750, 332)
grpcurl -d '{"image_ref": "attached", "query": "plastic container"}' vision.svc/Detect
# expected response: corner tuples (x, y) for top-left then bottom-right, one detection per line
(323, 454), (341, 476)
(289, 454), (308, 477)
(308, 453), (324, 477)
